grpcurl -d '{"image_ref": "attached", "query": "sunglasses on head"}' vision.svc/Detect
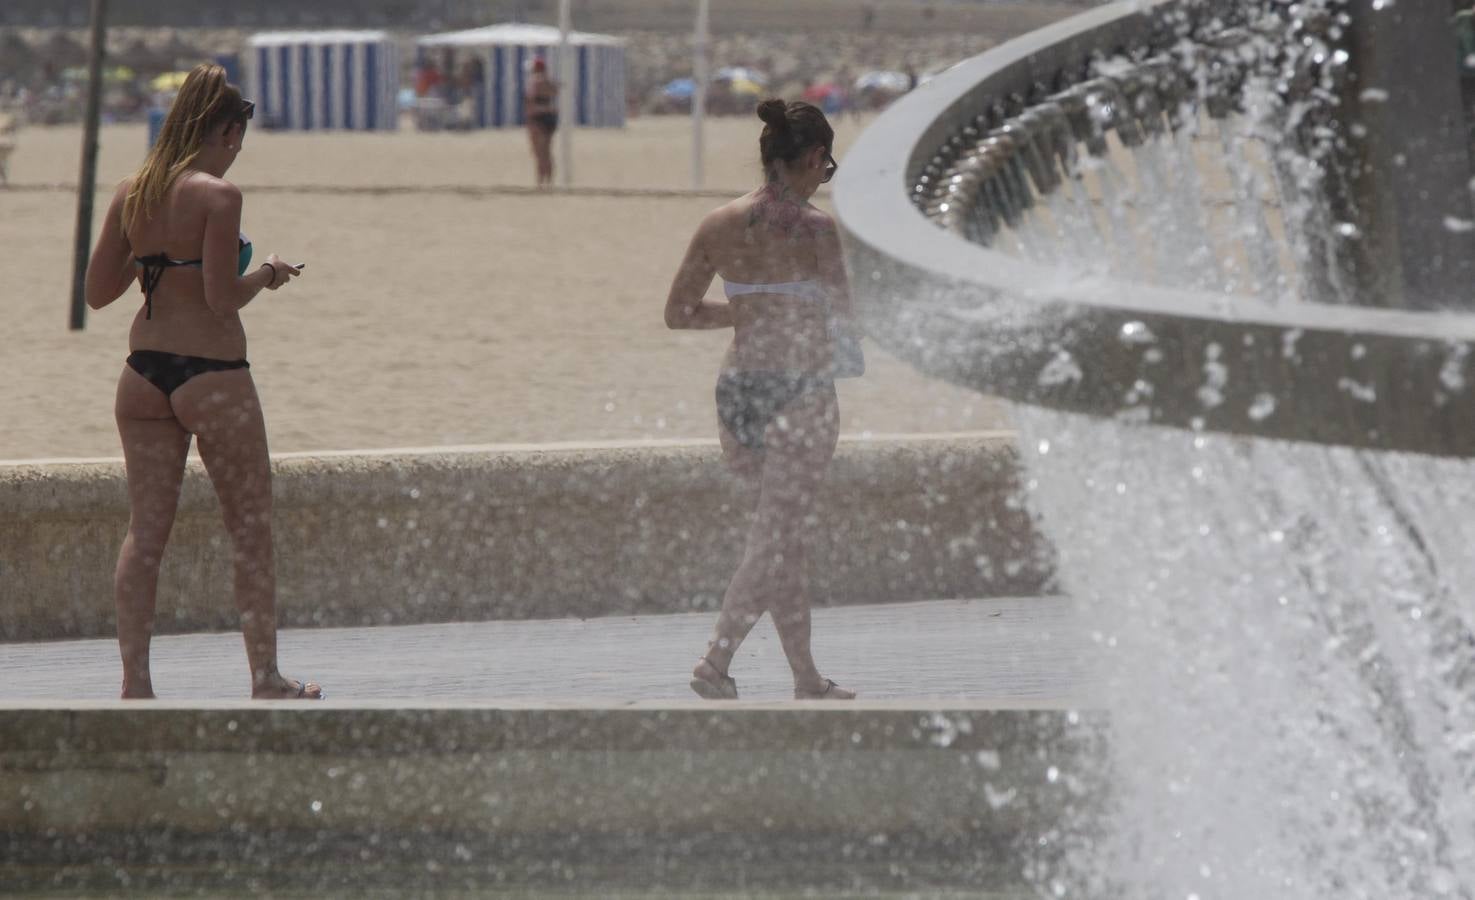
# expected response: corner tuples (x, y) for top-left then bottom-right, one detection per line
(821, 150), (838, 184)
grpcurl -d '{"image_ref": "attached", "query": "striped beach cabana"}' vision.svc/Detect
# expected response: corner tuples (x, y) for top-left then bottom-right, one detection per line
(416, 24), (626, 129)
(247, 31), (399, 131)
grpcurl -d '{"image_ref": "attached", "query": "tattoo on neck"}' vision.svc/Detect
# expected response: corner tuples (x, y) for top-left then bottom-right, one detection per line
(748, 181), (811, 236)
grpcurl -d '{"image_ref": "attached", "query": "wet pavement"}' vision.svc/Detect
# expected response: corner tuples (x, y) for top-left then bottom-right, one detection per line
(0, 597), (1089, 705)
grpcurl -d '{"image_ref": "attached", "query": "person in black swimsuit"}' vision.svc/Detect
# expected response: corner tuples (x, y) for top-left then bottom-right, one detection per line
(83, 64), (320, 701)
(525, 56), (559, 187)
(665, 98), (863, 701)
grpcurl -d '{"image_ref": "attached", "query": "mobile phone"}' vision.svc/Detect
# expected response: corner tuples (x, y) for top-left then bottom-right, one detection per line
(293, 263), (306, 270)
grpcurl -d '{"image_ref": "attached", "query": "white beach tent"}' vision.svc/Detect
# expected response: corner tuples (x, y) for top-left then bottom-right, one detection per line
(416, 24), (627, 128)
(247, 31), (399, 131)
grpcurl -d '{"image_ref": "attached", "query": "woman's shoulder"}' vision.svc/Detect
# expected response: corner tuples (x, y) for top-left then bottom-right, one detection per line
(801, 203), (836, 234)
(181, 173), (242, 208)
(703, 194), (760, 231)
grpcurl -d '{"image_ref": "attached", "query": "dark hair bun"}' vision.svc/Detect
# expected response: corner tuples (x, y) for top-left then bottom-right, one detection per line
(757, 98), (789, 129)
(756, 99), (834, 172)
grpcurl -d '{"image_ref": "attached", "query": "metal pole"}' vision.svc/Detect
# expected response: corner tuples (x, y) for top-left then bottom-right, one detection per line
(69, 0), (108, 331)
(558, 0), (573, 188)
(692, 0), (709, 190)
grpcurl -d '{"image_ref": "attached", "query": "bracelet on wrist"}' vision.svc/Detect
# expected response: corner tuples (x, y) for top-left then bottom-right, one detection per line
(261, 262), (279, 284)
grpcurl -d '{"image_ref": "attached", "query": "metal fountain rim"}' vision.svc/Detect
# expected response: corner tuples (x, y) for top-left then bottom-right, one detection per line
(832, 0), (1475, 345)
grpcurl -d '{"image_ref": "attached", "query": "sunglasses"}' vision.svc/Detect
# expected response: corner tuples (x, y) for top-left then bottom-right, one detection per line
(821, 150), (838, 184)
(240, 99), (255, 121)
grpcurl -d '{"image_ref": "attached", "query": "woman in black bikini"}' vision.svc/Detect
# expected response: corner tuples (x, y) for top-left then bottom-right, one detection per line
(83, 64), (320, 700)
(525, 56), (558, 187)
(665, 99), (863, 700)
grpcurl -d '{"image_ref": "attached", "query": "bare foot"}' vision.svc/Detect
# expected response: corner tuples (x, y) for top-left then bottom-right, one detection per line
(689, 658), (738, 700)
(795, 678), (855, 700)
(252, 676), (324, 700)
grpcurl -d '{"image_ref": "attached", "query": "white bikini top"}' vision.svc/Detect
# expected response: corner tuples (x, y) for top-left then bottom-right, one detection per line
(723, 278), (826, 301)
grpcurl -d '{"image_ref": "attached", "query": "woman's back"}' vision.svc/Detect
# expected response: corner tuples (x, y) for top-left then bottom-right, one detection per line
(709, 184), (838, 372)
(123, 172), (248, 360)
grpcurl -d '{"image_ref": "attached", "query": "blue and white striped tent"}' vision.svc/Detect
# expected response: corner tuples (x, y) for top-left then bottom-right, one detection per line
(247, 31), (399, 131)
(416, 24), (626, 129)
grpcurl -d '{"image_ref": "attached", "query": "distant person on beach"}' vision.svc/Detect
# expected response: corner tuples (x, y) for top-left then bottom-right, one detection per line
(665, 99), (864, 701)
(414, 58), (443, 98)
(83, 64), (320, 701)
(525, 56), (558, 187)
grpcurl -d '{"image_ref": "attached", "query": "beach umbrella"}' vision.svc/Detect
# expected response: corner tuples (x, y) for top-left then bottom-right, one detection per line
(663, 78), (696, 99)
(854, 70), (911, 93)
(714, 66), (768, 86)
(150, 70), (192, 91)
(728, 78), (764, 97)
(803, 82), (842, 103)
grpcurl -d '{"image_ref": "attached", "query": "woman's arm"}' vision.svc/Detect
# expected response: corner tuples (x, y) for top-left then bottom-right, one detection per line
(814, 212), (856, 320)
(200, 181), (276, 316)
(83, 181), (137, 310)
(664, 219), (733, 330)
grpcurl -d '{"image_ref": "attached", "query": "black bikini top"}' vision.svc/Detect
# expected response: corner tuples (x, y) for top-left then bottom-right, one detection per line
(134, 234), (252, 319)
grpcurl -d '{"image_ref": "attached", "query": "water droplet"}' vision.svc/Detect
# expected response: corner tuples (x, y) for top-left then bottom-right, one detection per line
(310, 800), (323, 813)
(1046, 766), (1060, 783)
(1037, 439), (1051, 455)
(1119, 320), (1156, 345)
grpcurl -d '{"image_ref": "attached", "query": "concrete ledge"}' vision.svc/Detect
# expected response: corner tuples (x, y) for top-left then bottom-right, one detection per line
(0, 434), (1053, 642)
(0, 702), (1103, 894)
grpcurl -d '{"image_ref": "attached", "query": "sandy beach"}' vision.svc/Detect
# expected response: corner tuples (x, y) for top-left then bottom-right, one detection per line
(0, 115), (1008, 460)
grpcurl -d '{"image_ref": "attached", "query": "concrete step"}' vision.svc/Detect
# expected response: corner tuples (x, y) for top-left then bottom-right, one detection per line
(1, 599), (1100, 895)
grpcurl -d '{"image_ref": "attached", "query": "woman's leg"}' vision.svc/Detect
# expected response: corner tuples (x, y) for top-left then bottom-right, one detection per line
(527, 125), (542, 184)
(692, 389), (768, 686)
(171, 369), (320, 699)
(697, 386), (846, 696)
(754, 388), (843, 695)
(114, 367), (192, 699)
(542, 128), (556, 184)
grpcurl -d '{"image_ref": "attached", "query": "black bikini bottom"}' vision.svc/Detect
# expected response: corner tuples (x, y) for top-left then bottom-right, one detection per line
(716, 371), (833, 450)
(531, 112), (558, 133)
(127, 350), (250, 397)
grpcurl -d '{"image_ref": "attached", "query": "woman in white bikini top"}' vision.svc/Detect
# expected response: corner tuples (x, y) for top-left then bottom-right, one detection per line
(664, 98), (862, 702)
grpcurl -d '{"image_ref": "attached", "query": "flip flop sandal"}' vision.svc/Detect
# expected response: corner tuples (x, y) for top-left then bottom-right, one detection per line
(796, 678), (851, 700)
(689, 666), (738, 700)
(290, 680), (325, 700)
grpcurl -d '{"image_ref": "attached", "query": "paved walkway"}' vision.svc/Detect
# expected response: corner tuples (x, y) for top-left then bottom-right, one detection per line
(0, 597), (1090, 704)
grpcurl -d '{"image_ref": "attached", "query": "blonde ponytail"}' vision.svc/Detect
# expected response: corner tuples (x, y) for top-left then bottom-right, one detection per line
(123, 63), (247, 235)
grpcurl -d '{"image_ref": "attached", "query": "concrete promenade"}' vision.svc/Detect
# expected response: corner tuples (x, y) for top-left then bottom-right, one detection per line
(2, 597), (1096, 897)
(0, 596), (1088, 703)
